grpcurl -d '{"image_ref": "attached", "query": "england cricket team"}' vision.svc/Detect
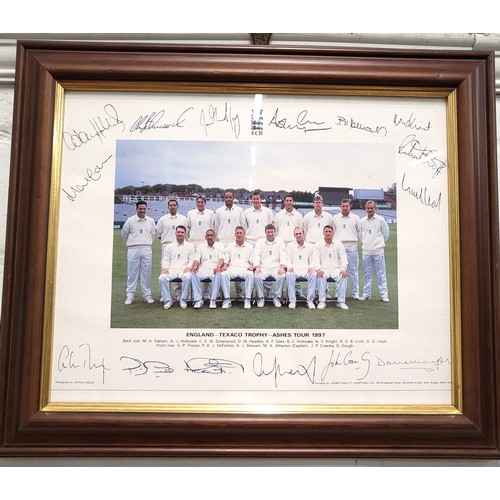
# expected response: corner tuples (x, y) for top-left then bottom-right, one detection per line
(121, 191), (390, 310)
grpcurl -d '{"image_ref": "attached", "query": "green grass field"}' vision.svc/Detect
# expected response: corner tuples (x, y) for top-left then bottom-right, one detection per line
(110, 226), (398, 329)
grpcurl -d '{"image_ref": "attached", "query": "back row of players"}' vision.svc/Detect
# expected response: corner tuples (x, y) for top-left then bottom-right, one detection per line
(121, 191), (390, 310)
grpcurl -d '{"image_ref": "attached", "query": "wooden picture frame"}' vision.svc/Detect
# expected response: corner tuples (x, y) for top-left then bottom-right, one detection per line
(0, 40), (498, 457)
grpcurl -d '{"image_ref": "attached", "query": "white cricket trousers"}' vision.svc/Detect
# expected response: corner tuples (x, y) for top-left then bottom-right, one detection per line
(126, 245), (153, 299)
(362, 253), (388, 299)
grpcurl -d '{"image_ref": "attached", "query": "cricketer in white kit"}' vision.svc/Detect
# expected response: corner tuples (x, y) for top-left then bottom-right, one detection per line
(158, 225), (195, 309)
(332, 199), (361, 300)
(121, 201), (157, 305)
(313, 225), (348, 310)
(359, 200), (390, 302)
(191, 229), (225, 309)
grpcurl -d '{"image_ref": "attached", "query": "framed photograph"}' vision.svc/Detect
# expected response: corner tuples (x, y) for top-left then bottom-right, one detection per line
(0, 40), (498, 457)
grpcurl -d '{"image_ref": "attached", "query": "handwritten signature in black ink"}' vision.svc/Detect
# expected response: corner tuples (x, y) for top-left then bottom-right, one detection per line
(398, 134), (447, 178)
(199, 103), (240, 138)
(376, 355), (450, 372)
(129, 107), (194, 133)
(400, 172), (442, 210)
(320, 349), (371, 382)
(120, 356), (174, 377)
(63, 104), (125, 150)
(393, 112), (431, 132)
(336, 115), (387, 137)
(57, 344), (110, 384)
(62, 154), (113, 203)
(269, 108), (332, 133)
(253, 351), (316, 387)
(184, 357), (244, 375)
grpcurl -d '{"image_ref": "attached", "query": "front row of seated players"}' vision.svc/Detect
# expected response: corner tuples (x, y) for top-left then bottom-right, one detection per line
(158, 223), (349, 310)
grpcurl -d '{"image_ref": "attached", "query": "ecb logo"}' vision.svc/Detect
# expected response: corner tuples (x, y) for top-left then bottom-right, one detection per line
(251, 108), (264, 136)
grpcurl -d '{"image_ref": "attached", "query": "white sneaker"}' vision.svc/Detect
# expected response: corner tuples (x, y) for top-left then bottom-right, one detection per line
(317, 302), (326, 309)
(193, 301), (204, 309)
(163, 301), (173, 310)
(222, 299), (231, 309)
(257, 298), (265, 308)
(288, 302), (296, 309)
(179, 299), (187, 309)
(359, 296), (370, 301)
(209, 300), (217, 309)
(337, 302), (349, 310)
(307, 301), (316, 310)
(382, 296), (390, 302)
(143, 297), (155, 304)
(273, 298), (282, 308)
(124, 297), (134, 305)
(244, 299), (251, 309)
(352, 293), (360, 300)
